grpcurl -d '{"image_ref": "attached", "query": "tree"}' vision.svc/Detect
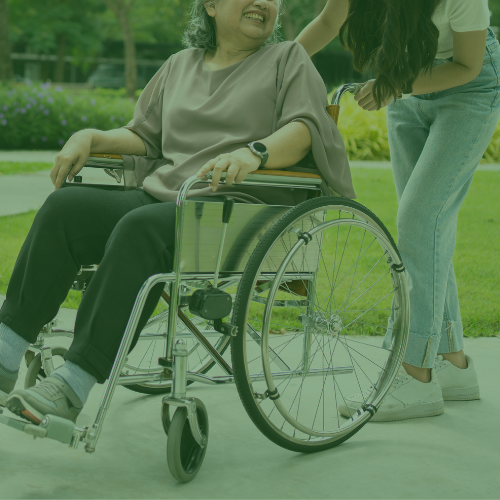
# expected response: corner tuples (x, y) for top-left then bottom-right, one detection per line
(8, 0), (106, 82)
(280, 0), (325, 41)
(104, 0), (137, 99)
(0, 0), (13, 81)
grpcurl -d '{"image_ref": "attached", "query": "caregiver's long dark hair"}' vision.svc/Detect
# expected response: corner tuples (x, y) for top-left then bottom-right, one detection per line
(339, 0), (442, 107)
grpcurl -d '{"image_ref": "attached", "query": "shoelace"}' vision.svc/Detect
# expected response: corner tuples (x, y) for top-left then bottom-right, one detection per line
(31, 378), (63, 399)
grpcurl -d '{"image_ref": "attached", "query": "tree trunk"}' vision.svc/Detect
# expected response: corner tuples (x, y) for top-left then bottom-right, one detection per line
(0, 0), (13, 82)
(105, 0), (137, 99)
(281, 10), (297, 41)
(119, 10), (137, 99)
(54, 32), (67, 82)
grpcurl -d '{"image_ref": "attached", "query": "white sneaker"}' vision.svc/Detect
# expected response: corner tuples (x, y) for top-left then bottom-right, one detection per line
(434, 354), (480, 401)
(338, 366), (444, 422)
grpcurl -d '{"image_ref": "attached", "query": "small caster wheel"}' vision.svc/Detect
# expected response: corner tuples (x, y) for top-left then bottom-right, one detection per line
(25, 346), (68, 388)
(166, 398), (209, 483)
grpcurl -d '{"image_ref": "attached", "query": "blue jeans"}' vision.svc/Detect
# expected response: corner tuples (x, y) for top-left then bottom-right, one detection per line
(382, 27), (500, 368)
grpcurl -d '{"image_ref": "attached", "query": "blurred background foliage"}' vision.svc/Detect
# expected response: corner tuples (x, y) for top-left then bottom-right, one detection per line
(1, 0), (500, 158)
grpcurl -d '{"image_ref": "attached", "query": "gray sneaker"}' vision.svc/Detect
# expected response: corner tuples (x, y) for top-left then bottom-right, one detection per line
(6, 375), (83, 424)
(0, 363), (19, 407)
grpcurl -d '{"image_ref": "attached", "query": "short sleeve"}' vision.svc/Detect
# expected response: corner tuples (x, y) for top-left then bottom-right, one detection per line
(448, 0), (490, 32)
(123, 57), (173, 159)
(274, 42), (355, 199)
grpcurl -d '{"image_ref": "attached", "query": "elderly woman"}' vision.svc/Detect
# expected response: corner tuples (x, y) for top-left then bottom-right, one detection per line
(0, 0), (353, 425)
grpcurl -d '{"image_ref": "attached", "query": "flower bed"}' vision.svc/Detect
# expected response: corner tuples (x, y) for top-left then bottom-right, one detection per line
(0, 83), (136, 150)
(0, 82), (499, 162)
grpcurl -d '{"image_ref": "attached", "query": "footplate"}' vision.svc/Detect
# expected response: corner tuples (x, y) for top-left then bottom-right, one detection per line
(0, 407), (90, 449)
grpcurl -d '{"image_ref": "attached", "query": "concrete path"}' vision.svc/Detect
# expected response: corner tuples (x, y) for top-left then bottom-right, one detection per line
(0, 293), (498, 499)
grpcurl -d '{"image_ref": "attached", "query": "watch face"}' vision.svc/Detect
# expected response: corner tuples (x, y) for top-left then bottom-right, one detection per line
(253, 142), (267, 153)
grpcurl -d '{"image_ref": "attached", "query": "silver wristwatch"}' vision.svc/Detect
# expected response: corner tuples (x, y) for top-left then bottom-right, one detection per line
(247, 141), (269, 169)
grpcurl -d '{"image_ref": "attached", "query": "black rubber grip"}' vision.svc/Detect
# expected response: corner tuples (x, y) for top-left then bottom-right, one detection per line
(222, 198), (235, 224)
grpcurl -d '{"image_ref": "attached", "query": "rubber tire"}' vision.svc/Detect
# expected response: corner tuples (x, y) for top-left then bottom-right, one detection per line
(231, 196), (402, 453)
(166, 398), (209, 483)
(24, 346), (68, 389)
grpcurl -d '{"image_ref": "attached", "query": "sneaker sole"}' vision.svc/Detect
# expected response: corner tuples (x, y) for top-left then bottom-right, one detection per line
(6, 395), (44, 425)
(0, 390), (9, 408)
(442, 386), (480, 401)
(338, 400), (444, 422)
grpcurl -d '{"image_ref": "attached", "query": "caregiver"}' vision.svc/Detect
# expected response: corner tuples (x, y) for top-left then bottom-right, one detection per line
(297, 0), (499, 421)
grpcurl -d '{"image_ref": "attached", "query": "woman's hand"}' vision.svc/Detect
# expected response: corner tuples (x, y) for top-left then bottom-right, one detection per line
(354, 79), (395, 111)
(50, 130), (93, 190)
(196, 147), (261, 191)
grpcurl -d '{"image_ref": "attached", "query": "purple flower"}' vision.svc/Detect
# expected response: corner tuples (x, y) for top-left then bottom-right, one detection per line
(66, 98), (73, 105)
(110, 115), (115, 122)
(23, 91), (28, 97)
(61, 119), (67, 126)
(2, 105), (7, 111)
(14, 107), (19, 113)
(20, 108), (26, 114)
(0, 113), (3, 119)
(41, 136), (47, 142)
(81, 116), (87, 122)
(41, 82), (50, 89)
(58, 139), (65, 145)
(55, 86), (63, 92)
(26, 103), (32, 109)
(119, 117), (124, 122)
(1, 119), (7, 126)
(47, 97), (54, 104)
(44, 109), (50, 115)
(39, 104), (45, 110)
(37, 92), (44, 99)
(90, 99), (96, 106)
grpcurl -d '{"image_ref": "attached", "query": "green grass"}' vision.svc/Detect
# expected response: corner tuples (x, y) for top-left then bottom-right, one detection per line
(0, 162), (52, 176)
(0, 167), (498, 337)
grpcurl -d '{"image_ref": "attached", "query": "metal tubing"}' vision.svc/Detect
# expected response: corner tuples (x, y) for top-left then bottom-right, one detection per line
(302, 276), (316, 371)
(84, 272), (175, 453)
(331, 83), (363, 106)
(213, 223), (228, 288)
(172, 340), (188, 399)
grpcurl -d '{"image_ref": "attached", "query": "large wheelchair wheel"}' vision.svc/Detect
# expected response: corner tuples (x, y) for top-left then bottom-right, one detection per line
(231, 197), (409, 453)
(122, 290), (231, 395)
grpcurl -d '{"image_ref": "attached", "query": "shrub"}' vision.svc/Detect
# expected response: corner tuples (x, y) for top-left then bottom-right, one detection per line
(0, 82), (136, 150)
(331, 89), (500, 163)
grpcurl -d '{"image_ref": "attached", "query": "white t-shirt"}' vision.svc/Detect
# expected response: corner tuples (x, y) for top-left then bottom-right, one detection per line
(432, 0), (490, 58)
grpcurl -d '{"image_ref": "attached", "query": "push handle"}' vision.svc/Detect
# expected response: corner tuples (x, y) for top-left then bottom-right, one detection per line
(222, 198), (235, 224)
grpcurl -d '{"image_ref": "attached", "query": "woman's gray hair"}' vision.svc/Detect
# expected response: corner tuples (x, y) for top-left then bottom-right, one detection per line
(182, 0), (283, 51)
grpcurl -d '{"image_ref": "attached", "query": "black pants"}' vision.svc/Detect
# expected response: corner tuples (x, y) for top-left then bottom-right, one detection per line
(0, 187), (181, 384)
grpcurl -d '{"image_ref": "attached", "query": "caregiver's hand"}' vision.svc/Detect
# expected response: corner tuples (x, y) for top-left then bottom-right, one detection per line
(196, 147), (261, 192)
(354, 79), (394, 111)
(50, 130), (93, 190)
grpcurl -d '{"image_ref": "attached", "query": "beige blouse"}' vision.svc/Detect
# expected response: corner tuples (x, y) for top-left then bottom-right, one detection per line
(123, 41), (355, 205)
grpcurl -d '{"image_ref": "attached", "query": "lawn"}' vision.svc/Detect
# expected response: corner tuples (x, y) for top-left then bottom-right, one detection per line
(0, 161), (52, 176)
(0, 166), (498, 337)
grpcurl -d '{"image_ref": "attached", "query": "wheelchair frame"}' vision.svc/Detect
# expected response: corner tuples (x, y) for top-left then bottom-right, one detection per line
(0, 83), (410, 482)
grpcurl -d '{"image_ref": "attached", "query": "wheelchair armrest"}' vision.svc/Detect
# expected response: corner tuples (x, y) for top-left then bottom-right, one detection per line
(84, 154), (137, 189)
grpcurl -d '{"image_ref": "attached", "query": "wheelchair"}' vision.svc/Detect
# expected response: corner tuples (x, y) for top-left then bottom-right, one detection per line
(0, 84), (409, 483)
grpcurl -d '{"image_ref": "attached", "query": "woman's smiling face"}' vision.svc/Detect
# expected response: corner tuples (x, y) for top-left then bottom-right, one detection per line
(206, 0), (279, 48)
